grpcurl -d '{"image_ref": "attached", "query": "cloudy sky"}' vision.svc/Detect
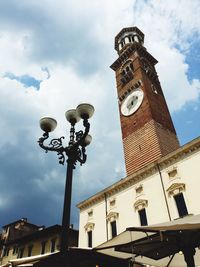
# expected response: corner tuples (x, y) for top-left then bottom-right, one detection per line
(0, 0), (200, 229)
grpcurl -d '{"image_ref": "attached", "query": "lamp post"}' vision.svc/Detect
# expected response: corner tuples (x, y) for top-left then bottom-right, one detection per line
(38, 103), (94, 255)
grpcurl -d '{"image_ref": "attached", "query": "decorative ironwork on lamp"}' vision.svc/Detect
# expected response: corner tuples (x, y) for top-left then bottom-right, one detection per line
(38, 103), (94, 255)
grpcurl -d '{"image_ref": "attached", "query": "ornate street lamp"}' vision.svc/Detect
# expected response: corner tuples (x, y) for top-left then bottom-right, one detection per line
(38, 103), (94, 255)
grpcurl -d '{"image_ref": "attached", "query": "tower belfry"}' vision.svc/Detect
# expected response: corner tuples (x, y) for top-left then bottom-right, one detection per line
(111, 26), (180, 176)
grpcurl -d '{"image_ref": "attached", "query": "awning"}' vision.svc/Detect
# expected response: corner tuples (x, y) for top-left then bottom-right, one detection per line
(0, 252), (58, 267)
(1, 248), (128, 267)
(33, 247), (128, 267)
(95, 214), (200, 267)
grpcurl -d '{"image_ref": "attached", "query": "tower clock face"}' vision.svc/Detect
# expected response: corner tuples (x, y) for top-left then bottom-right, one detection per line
(121, 88), (144, 116)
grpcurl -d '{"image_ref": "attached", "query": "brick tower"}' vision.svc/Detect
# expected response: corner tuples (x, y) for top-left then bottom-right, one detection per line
(110, 27), (180, 176)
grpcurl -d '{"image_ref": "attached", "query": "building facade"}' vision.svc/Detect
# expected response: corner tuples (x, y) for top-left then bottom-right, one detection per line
(77, 27), (200, 249)
(0, 218), (78, 266)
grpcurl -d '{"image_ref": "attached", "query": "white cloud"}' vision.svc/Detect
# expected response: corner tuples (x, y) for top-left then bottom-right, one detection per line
(133, 0), (200, 111)
(150, 42), (200, 111)
(0, 0), (200, 226)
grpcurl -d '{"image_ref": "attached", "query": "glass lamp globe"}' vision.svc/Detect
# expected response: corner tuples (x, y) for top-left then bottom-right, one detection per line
(65, 109), (80, 124)
(40, 117), (57, 132)
(76, 103), (95, 119)
(83, 134), (92, 146)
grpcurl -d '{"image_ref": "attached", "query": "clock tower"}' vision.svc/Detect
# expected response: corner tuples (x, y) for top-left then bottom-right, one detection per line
(111, 27), (180, 176)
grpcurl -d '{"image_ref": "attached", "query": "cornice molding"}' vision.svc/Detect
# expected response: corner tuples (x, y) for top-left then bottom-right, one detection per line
(77, 136), (200, 211)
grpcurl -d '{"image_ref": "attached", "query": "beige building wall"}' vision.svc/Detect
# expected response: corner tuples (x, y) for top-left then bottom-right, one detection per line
(79, 200), (107, 248)
(78, 138), (200, 248)
(1, 233), (60, 265)
(161, 146), (200, 219)
(1, 225), (78, 266)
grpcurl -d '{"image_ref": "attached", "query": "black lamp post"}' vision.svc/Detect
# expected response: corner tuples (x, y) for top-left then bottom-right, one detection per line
(38, 103), (94, 255)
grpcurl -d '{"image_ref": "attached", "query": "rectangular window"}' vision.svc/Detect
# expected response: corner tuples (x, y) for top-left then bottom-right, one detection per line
(6, 248), (10, 256)
(18, 247), (24, 258)
(111, 221), (117, 238)
(51, 238), (56, 253)
(41, 241), (46, 255)
(3, 248), (6, 257)
(138, 208), (148, 226)
(13, 247), (15, 255)
(87, 231), (92, 248)
(13, 246), (18, 255)
(3, 248), (9, 257)
(28, 245), (33, 257)
(174, 193), (188, 217)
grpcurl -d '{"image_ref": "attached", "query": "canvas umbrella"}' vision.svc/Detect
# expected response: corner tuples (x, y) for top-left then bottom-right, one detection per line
(95, 214), (200, 267)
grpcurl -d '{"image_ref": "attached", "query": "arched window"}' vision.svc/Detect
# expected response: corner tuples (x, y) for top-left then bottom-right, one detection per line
(120, 61), (134, 85)
(128, 36), (132, 43)
(126, 66), (130, 73)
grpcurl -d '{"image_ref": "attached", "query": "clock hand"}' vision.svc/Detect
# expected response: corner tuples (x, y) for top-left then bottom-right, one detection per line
(127, 96), (138, 110)
(127, 102), (133, 110)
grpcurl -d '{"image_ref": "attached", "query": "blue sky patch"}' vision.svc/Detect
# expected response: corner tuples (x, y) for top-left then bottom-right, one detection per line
(4, 72), (42, 90)
(185, 41), (200, 82)
(173, 98), (200, 145)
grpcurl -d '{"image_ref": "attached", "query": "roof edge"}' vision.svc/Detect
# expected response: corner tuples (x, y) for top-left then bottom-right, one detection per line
(77, 136), (200, 210)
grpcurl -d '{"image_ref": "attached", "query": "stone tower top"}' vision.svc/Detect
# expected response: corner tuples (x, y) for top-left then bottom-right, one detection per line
(114, 26), (144, 54)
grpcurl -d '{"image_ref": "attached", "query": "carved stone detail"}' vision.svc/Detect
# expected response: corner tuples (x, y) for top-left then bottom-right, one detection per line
(84, 222), (95, 232)
(134, 199), (148, 211)
(106, 212), (119, 222)
(166, 183), (186, 197)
